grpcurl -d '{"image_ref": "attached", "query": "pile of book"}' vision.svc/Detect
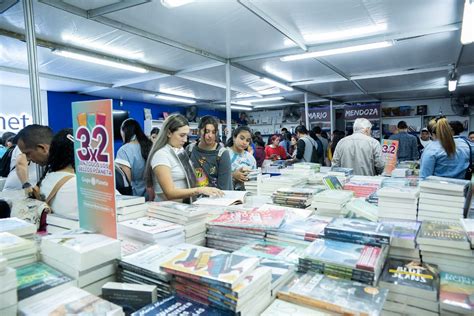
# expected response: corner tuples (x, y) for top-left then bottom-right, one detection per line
(160, 244), (272, 315)
(234, 240), (307, 265)
(19, 286), (124, 315)
(132, 295), (232, 315)
(379, 258), (440, 315)
(293, 162), (321, 173)
(117, 244), (178, 300)
(299, 238), (388, 285)
(257, 175), (301, 196)
(118, 216), (185, 246)
(439, 272), (474, 315)
(101, 281), (158, 314)
(206, 208), (286, 252)
(461, 218), (474, 247)
(17, 262), (74, 310)
(271, 187), (314, 209)
(418, 176), (472, 221)
(46, 213), (79, 234)
(116, 195), (147, 222)
(343, 175), (381, 198)
(258, 259), (296, 298)
(344, 198), (379, 221)
(0, 257), (17, 315)
(147, 201), (207, 245)
(328, 167), (353, 184)
(377, 186), (420, 221)
(324, 218), (392, 247)
(40, 230), (121, 295)
(383, 219), (421, 260)
(0, 217), (36, 239)
(311, 190), (354, 216)
(0, 232), (37, 268)
(417, 220), (473, 277)
(277, 272), (388, 315)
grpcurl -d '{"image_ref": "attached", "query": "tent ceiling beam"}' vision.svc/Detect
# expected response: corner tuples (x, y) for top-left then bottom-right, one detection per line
(0, 0), (18, 14)
(87, 0), (152, 18)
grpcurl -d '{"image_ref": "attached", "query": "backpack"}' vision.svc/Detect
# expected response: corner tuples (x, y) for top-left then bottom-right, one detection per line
(313, 136), (324, 165)
(0, 146), (15, 177)
(115, 165), (133, 195)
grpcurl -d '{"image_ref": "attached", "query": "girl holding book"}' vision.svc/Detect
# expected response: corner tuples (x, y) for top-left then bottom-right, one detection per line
(144, 114), (223, 203)
(226, 126), (257, 190)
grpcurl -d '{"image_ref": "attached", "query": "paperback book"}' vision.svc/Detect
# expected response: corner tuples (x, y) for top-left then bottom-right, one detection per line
(234, 240), (306, 264)
(461, 218), (474, 247)
(324, 218), (392, 246)
(416, 220), (470, 249)
(439, 272), (474, 314)
(208, 209), (286, 229)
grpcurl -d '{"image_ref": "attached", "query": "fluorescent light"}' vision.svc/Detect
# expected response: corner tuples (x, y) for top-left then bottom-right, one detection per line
(461, 0), (474, 44)
(157, 95), (196, 104)
(62, 34), (144, 60)
(281, 41), (393, 62)
(448, 79), (457, 92)
(249, 96), (284, 103)
(304, 23), (387, 44)
(261, 77), (293, 91)
(231, 106), (253, 111)
(161, 0), (194, 8)
(52, 49), (148, 73)
(159, 88), (195, 99)
(253, 102), (298, 109)
(258, 87), (281, 95)
(234, 101), (252, 106)
(262, 65), (293, 82)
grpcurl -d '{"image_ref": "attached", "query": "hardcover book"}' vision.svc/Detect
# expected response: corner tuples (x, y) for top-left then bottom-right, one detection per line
(440, 272), (474, 314)
(417, 221), (470, 249)
(160, 245), (259, 288)
(208, 209), (286, 229)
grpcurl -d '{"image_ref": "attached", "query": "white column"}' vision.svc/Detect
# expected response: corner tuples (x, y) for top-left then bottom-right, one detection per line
(226, 61), (232, 140)
(330, 100), (334, 135)
(304, 93), (309, 128)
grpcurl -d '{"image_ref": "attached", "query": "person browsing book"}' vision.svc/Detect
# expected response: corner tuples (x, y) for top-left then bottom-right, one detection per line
(144, 114), (223, 203)
(420, 117), (470, 179)
(116, 118), (152, 197)
(226, 126), (257, 190)
(265, 134), (287, 161)
(186, 115), (232, 190)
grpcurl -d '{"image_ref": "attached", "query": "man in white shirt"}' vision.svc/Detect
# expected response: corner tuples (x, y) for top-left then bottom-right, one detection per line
(419, 128), (432, 149)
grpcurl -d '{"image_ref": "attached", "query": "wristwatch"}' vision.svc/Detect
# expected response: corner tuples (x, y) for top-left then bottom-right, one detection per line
(22, 182), (32, 189)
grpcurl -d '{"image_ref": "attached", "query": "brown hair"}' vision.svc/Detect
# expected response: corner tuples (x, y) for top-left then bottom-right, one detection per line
(428, 117), (456, 156)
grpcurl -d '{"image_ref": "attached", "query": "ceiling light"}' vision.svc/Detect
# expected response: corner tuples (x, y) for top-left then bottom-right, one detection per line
(249, 96), (284, 103)
(234, 101), (252, 106)
(52, 49), (148, 73)
(461, 0), (474, 44)
(161, 0), (194, 8)
(159, 88), (195, 99)
(261, 77), (293, 91)
(304, 23), (387, 44)
(253, 102), (298, 109)
(448, 79), (457, 92)
(258, 87), (281, 95)
(262, 65), (293, 82)
(281, 41), (393, 62)
(231, 106), (253, 111)
(62, 34), (144, 60)
(157, 95), (196, 104)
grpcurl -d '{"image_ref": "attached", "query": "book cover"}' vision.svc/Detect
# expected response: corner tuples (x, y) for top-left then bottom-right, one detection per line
(148, 201), (206, 215)
(193, 190), (248, 206)
(322, 176), (343, 190)
(160, 245), (259, 288)
(118, 217), (183, 235)
(461, 218), (474, 246)
(234, 241), (304, 264)
(16, 262), (73, 300)
(116, 195), (146, 207)
(259, 259), (296, 285)
(313, 190), (354, 203)
(275, 215), (330, 241)
(208, 209), (286, 229)
(0, 232), (33, 254)
(102, 282), (157, 314)
(417, 221), (470, 248)
(440, 272), (474, 313)
(0, 217), (36, 236)
(382, 220), (420, 248)
(324, 218), (391, 246)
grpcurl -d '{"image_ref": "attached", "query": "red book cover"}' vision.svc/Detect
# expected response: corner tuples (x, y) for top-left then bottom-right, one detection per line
(356, 246), (380, 272)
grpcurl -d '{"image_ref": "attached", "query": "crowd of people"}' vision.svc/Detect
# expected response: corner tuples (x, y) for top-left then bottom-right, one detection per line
(1, 114), (473, 220)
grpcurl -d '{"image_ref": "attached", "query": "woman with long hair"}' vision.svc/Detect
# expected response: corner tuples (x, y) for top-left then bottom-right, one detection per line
(36, 128), (78, 219)
(226, 126), (257, 190)
(420, 116), (470, 179)
(144, 114), (223, 203)
(265, 134), (287, 161)
(116, 118), (152, 197)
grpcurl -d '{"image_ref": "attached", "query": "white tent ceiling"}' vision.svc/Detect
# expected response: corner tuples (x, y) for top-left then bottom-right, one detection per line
(0, 0), (473, 110)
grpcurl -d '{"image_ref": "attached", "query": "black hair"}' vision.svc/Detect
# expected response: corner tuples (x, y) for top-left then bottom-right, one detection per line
(397, 121), (408, 129)
(121, 118), (152, 160)
(331, 130), (345, 154)
(313, 126), (322, 134)
(150, 127), (160, 135)
(321, 131), (329, 139)
(226, 126), (253, 147)
(1, 132), (15, 146)
(254, 131), (262, 137)
(17, 124), (53, 149)
(449, 121), (464, 136)
(295, 125), (308, 135)
(37, 128), (74, 187)
(469, 131), (474, 137)
(281, 128), (288, 133)
(253, 135), (265, 147)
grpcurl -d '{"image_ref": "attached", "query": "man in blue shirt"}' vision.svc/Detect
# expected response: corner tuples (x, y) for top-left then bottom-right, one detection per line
(389, 121), (419, 162)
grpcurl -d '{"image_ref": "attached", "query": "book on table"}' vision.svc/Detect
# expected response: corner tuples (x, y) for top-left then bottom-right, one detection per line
(193, 190), (248, 206)
(324, 218), (392, 246)
(116, 195), (146, 208)
(439, 272), (474, 314)
(0, 217), (36, 237)
(416, 220), (470, 249)
(207, 208), (286, 229)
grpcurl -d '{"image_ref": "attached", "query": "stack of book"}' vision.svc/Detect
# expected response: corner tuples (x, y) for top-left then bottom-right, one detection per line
(323, 218), (392, 247)
(0, 257), (17, 315)
(265, 214), (331, 246)
(0, 232), (37, 268)
(328, 167), (353, 184)
(277, 272), (388, 315)
(391, 168), (410, 178)
(101, 282), (157, 315)
(343, 176), (381, 198)
(299, 238), (388, 285)
(461, 218), (474, 248)
(160, 244), (271, 315)
(116, 196), (148, 222)
(118, 217), (185, 246)
(0, 217), (36, 239)
(271, 187), (314, 209)
(257, 175), (301, 196)
(258, 259), (296, 298)
(383, 219), (421, 260)
(311, 190), (354, 217)
(261, 299), (332, 316)
(439, 272), (474, 315)
(379, 258), (439, 315)
(46, 213), (79, 234)
(294, 162), (321, 173)
(147, 201), (207, 245)
(40, 230), (121, 295)
(16, 262), (74, 310)
(344, 198), (379, 221)
(377, 186), (420, 221)
(417, 221), (473, 277)
(206, 208), (286, 252)
(418, 176), (472, 221)
(117, 244), (180, 300)
(19, 286), (124, 316)
(234, 240), (307, 265)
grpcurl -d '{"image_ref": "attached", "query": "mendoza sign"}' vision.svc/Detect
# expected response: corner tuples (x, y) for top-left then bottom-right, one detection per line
(307, 107), (330, 123)
(72, 99), (117, 238)
(344, 104), (381, 120)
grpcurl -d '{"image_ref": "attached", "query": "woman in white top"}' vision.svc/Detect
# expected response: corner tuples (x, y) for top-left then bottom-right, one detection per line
(144, 114), (223, 203)
(37, 128), (78, 219)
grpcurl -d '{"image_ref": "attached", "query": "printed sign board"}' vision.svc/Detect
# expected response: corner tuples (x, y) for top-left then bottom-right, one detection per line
(381, 139), (399, 176)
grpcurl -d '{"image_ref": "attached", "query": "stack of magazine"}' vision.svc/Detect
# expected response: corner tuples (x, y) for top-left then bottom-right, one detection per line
(377, 186), (420, 221)
(311, 190), (354, 216)
(0, 232), (37, 268)
(159, 244), (272, 315)
(271, 187), (314, 209)
(117, 216), (185, 246)
(147, 201), (208, 245)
